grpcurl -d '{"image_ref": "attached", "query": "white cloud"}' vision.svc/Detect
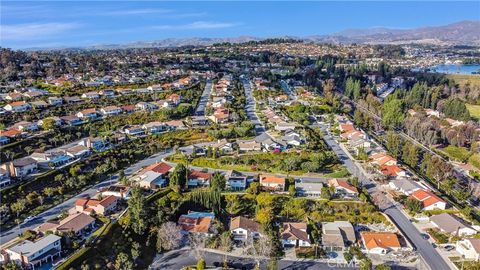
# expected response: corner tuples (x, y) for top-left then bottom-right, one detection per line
(0, 23), (82, 41)
(154, 21), (238, 30)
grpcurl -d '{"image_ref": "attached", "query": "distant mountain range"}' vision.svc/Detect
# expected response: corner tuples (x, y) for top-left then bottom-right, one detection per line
(31, 20), (480, 50)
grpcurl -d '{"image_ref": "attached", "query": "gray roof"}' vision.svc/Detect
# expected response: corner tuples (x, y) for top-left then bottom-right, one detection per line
(9, 234), (61, 259)
(12, 157), (37, 167)
(391, 178), (422, 192)
(430, 213), (473, 234)
(322, 221), (356, 247)
(295, 182), (324, 193)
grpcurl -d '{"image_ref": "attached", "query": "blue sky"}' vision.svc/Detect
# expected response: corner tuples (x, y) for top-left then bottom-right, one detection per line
(1, 1), (479, 49)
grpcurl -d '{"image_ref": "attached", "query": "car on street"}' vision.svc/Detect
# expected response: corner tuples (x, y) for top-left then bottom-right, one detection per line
(23, 215), (36, 223)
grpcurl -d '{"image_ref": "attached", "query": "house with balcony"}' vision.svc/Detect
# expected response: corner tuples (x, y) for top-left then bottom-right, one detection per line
(230, 216), (262, 242)
(4, 234), (62, 269)
(281, 222), (311, 247)
(188, 170), (213, 188)
(100, 106), (122, 116)
(1, 157), (38, 178)
(4, 101), (32, 112)
(225, 170), (249, 190)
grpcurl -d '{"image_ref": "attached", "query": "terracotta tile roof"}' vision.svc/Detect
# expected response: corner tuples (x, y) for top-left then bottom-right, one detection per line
(329, 179), (358, 193)
(0, 129), (22, 137)
(260, 174), (285, 185)
(99, 195), (118, 207)
(411, 189), (446, 208)
(178, 212), (215, 234)
(79, 108), (97, 114)
(361, 232), (401, 250)
(189, 170), (212, 180)
(381, 165), (404, 176)
(141, 162), (172, 175)
(8, 101), (28, 107)
(339, 124), (355, 132)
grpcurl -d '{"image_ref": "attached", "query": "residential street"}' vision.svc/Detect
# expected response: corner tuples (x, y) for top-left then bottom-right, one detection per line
(149, 249), (358, 270)
(194, 80), (212, 116)
(318, 124), (451, 270)
(0, 149), (174, 245)
(241, 77), (266, 134)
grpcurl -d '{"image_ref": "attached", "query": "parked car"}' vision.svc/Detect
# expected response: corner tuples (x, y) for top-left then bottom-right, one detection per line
(24, 215), (36, 223)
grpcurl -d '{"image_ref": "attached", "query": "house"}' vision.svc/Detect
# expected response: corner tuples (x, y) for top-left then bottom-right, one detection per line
(178, 211), (215, 236)
(238, 140), (262, 152)
(212, 139), (235, 154)
(322, 221), (356, 251)
(0, 168), (11, 188)
(38, 117), (63, 128)
(348, 136), (371, 150)
(11, 121), (39, 132)
(230, 216), (262, 241)
(410, 189), (447, 211)
(225, 170), (249, 190)
(2, 157), (38, 178)
(4, 101), (32, 112)
(339, 123), (356, 133)
(78, 137), (109, 151)
(381, 165), (407, 177)
(131, 162), (172, 189)
(209, 107), (230, 124)
(38, 213), (95, 236)
(64, 96), (84, 104)
(190, 116), (209, 126)
(165, 120), (186, 130)
(124, 125), (145, 137)
(275, 122), (297, 132)
(74, 195), (118, 216)
(142, 122), (169, 134)
(0, 129), (22, 139)
(188, 170), (213, 188)
(4, 234), (62, 269)
(48, 96), (63, 106)
(81, 91), (100, 100)
(0, 135), (10, 146)
(361, 232), (401, 254)
(65, 145), (91, 159)
(389, 178), (423, 195)
(328, 179), (358, 196)
(166, 93), (182, 106)
(259, 174), (285, 191)
(255, 133), (283, 152)
(30, 100), (48, 109)
(30, 151), (72, 168)
(456, 238), (480, 261)
(100, 185), (131, 199)
(99, 89), (115, 97)
(100, 106), (122, 116)
(430, 213), (477, 236)
(369, 153), (397, 167)
(61, 115), (83, 126)
(120, 105), (136, 114)
(281, 223), (311, 247)
(76, 108), (98, 120)
(5, 92), (23, 101)
(23, 91), (45, 99)
(135, 102), (158, 111)
(295, 182), (323, 197)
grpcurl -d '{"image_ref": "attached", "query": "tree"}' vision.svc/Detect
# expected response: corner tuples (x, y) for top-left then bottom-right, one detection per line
(127, 188), (147, 234)
(156, 222), (183, 252)
(247, 182), (260, 195)
(42, 117), (56, 130)
(2, 262), (20, 270)
(288, 185), (296, 197)
(375, 264), (392, 270)
(210, 172), (226, 191)
(196, 258), (206, 270)
(189, 234), (207, 260)
(11, 199), (27, 218)
(321, 186), (331, 200)
(382, 93), (405, 129)
(406, 198), (423, 213)
(114, 252), (133, 270)
(131, 242), (141, 262)
(169, 163), (187, 191)
(256, 207), (273, 227)
(359, 258), (372, 270)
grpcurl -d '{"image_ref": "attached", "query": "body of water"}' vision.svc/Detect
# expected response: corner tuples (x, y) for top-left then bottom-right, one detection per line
(424, 64), (480, 75)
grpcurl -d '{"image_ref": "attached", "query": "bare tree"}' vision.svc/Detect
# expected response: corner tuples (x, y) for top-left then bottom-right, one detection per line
(156, 222), (183, 252)
(246, 234), (272, 268)
(189, 233), (207, 260)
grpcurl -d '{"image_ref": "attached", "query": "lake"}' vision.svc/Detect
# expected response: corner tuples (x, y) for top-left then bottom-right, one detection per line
(426, 64), (480, 75)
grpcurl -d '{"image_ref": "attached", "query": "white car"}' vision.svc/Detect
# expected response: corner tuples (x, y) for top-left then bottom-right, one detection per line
(23, 216), (36, 223)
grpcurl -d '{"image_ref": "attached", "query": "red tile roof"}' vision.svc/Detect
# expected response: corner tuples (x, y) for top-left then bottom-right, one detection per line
(411, 189), (446, 208)
(189, 170), (212, 180)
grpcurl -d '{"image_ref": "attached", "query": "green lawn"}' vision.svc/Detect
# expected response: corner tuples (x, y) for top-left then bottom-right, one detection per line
(442, 146), (471, 162)
(447, 74), (480, 88)
(469, 154), (480, 169)
(466, 104), (480, 120)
